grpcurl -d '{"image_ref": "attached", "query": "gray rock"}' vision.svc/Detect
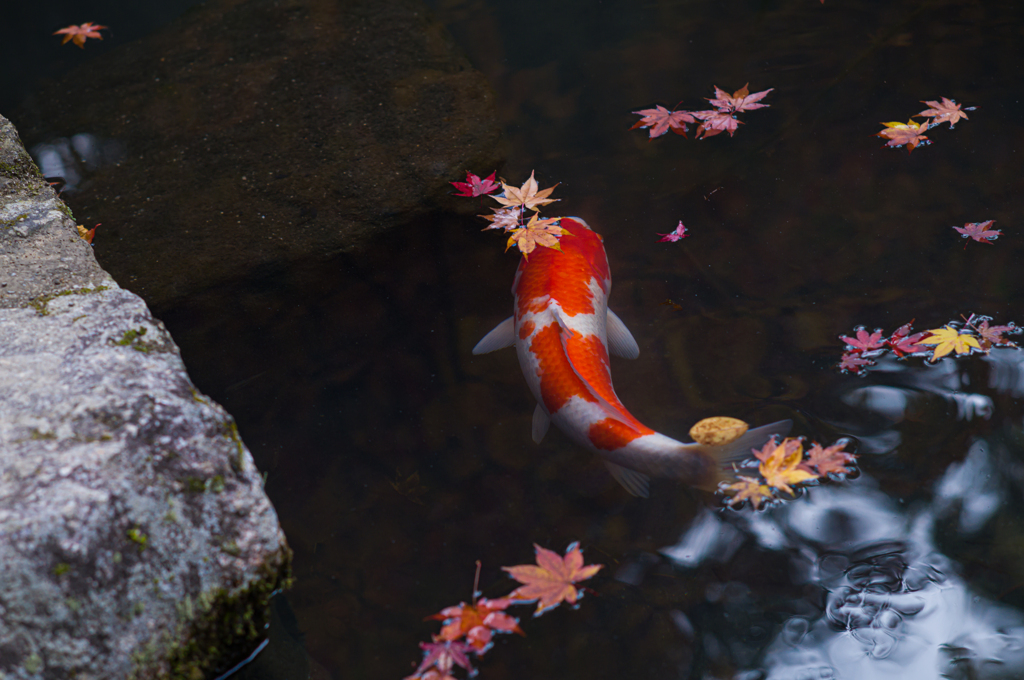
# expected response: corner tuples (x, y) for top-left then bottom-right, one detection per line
(0, 115), (291, 679)
(13, 0), (504, 309)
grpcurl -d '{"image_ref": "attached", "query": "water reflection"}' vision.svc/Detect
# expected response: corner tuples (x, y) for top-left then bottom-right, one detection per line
(30, 134), (124, 193)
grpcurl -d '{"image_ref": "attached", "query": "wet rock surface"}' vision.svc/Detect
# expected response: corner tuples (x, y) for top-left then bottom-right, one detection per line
(13, 0), (503, 310)
(0, 114), (290, 679)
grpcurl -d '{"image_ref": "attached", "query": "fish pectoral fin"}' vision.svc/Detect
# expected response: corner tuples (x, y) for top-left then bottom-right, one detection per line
(531, 403), (551, 444)
(606, 309), (639, 360)
(473, 316), (516, 354)
(605, 462), (651, 498)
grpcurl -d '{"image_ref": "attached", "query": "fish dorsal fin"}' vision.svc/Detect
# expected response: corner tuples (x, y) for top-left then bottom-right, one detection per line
(532, 404), (551, 444)
(606, 309), (639, 360)
(473, 316), (515, 355)
(605, 462), (651, 498)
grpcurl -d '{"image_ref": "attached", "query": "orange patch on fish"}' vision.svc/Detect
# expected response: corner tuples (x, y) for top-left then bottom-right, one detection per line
(588, 417), (646, 451)
(518, 320), (535, 340)
(514, 220), (610, 319)
(529, 324), (598, 413)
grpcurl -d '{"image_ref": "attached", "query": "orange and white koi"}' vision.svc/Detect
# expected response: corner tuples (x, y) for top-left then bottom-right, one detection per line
(474, 217), (789, 496)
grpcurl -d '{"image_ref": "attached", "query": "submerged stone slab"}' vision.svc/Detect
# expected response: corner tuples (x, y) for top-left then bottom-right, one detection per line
(0, 116), (291, 678)
(14, 0), (504, 309)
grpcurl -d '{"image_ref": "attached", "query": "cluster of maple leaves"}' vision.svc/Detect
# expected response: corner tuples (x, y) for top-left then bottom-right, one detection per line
(451, 170), (572, 257)
(53, 22), (108, 48)
(718, 436), (857, 510)
(630, 84), (772, 140)
(837, 315), (1019, 375)
(406, 543), (602, 680)
(875, 97), (975, 153)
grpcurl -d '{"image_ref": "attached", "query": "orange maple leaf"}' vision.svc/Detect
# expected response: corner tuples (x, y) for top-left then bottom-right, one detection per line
(917, 97), (972, 128)
(491, 171), (559, 212)
(506, 213), (569, 258)
(721, 476), (774, 510)
(429, 597), (523, 651)
(755, 438), (816, 494)
(876, 119), (931, 153)
(54, 22), (108, 48)
(502, 543), (602, 616)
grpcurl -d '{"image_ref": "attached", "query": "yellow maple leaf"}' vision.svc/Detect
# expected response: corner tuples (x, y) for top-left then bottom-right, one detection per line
(918, 326), (980, 362)
(721, 476), (775, 509)
(756, 438), (815, 495)
(491, 171), (559, 212)
(506, 213), (569, 258)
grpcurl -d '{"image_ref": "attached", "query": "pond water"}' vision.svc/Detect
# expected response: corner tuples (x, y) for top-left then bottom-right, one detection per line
(9, 0), (1024, 679)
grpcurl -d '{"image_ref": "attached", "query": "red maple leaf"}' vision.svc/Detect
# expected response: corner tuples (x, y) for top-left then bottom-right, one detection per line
(953, 220), (1000, 246)
(657, 220), (689, 242)
(503, 543), (602, 616)
(917, 97), (974, 129)
(876, 120), (931, 152)
(838, 353), (873, 374)
(966, 315), (1019, 350)
(886, 322), (929, 357)
(691, 110), (741, 138)
(629, 105), (695, 139)
(707, 84), (773, 113)
(429, 597), (524, 652)
(841, 328), (885, 352)
(413, 640), (475, 677)
(53, 22), (108, 48)
(799, 442), (857, 477)
(451, 171), (501, 197)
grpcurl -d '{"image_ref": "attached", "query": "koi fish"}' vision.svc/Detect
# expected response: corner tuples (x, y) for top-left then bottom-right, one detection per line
(473, 217), (790, 497)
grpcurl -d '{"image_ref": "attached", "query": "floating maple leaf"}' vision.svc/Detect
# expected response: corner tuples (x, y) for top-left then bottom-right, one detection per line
(838, 353), (874, 374)
(629, 105), (695, 139)
(506, 213), (569, 258)
(491, 171), (559, 212)
(841, 327), (885, 352)
(876, 119), (931, 152)
(799, 441), (856, 477)
(722, 476), (774, 510)
(480, 207), (522, 231)
(755, 438), (816, 495)
(918, 97), (974, 128)
(54, 22), (108, 48)
(919, 326), (981, 362)
(707, 84), (773, 114)
(657, 221), (689, 242)
(451, 171), (501, 197)
(503, 542), (603, 616)
(430, 598), (523, 652)
(965, 314), (1019, 350)
(953, 220), (1000, 246)
(412, 640), (475, 678)
(692, 110), (741, 138)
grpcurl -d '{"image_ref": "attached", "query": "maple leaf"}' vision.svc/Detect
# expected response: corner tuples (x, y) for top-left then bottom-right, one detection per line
(884, 321), (928, 357)
(630, 105), (695, 139)
(707, 84), (773, 113)
(413, 640), (474, 677)
(54, 22), (108, 48)
(838, 353), (874, 374)
(917, 97), (973, 128)
(721, 476), (775, 510)
(799, 442), (856, 477)
(491, 171), (559, 211)
(691, 110), (741, 138)
(430, 598), (524, 652)
(755, 438), (816, 494)
(841, 327), (885, 352)
(876, 120), (931, 152)
(657, 221), (689, 242)
(503, 542), (603, 616)
(506, 213), (569, 258)
(919, 326), (981, 362)
(953, 220), (1000, 246)
(76, 223), (99, 244)
(966, 315), (1019, 350)
(451, 171), (501, 197)
(480, 207), (522, 231)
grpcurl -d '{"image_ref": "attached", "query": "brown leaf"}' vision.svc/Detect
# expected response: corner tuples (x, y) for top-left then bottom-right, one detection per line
(799, 442), (856, 477)
(491, 171), (559, 211)
(505, 213), (569, 258)
(502, 543), (602, 616)
(876, 120), (931, 152)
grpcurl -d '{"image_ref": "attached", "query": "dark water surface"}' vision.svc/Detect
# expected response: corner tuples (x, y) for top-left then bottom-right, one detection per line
(10, 1), (1024, 679)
